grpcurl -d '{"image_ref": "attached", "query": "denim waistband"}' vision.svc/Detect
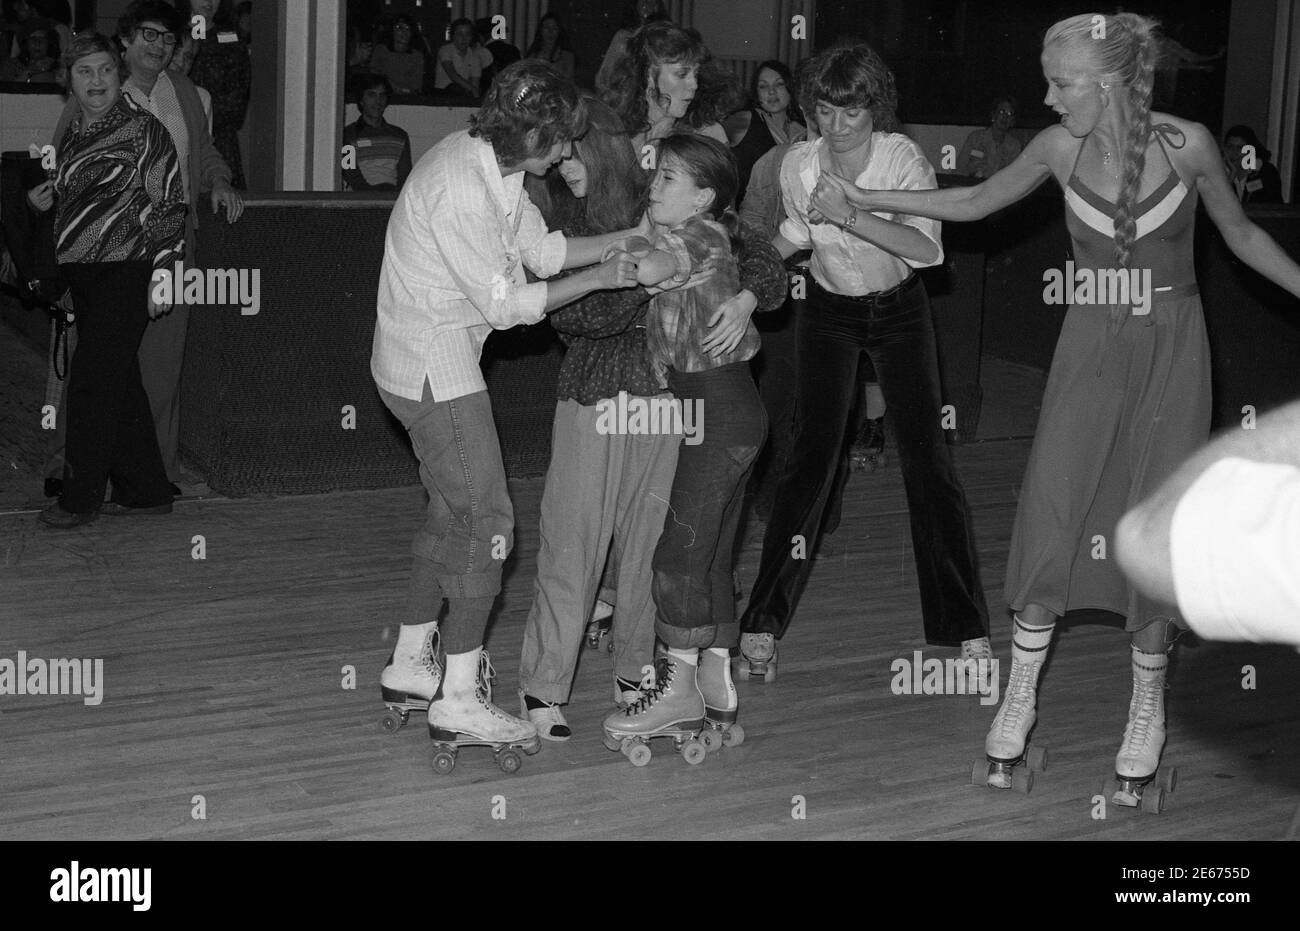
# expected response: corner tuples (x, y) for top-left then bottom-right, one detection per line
(808, 272), (919, 307)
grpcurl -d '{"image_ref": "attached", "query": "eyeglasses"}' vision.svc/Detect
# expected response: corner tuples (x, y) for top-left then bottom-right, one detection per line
(137, 27), (178, 46)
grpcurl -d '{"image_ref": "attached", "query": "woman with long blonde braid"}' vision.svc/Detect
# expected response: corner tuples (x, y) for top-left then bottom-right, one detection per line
(813, 12), (1300, 807)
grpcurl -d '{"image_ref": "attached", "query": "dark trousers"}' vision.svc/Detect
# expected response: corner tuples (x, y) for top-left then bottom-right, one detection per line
(59, 262), (172, 514)
(741, 276), (990, 645)
(653, 362), (767, 650)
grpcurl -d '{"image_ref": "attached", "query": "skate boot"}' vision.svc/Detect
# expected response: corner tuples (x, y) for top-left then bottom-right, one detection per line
(602, 653), (707, 766)
(585, 599), (614, 653)
(427, 648), (540, 775)
(379, 626), (442, 734)
(960, 635), (994, 698)
(1105, 647), (1175, 813)
(698, 648), (744, 751)
(975, 657), (1047, 792)
(613, 673), (646, 709)
(733, 631), (777, 682)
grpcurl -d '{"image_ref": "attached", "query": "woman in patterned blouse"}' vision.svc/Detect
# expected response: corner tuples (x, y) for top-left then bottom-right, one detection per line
(31, 31), (187, 528)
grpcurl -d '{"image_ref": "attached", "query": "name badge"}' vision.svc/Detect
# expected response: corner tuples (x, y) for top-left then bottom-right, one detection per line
(1246, 179), (1263, 193)
(356, 138), (373, 147)
(970, 149), (985, 158)
(218, 31), (239, 43)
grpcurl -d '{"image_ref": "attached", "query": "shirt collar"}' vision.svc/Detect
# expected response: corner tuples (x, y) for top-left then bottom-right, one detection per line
(470, 132), (521, 219)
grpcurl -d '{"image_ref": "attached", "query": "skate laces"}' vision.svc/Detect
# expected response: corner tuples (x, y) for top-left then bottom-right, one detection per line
(476, 650), (497, 697)
(1124, 677), (1163, 748)
(626, 658), (674, 716)
(420, 629), (442, 674)
(994, 661), (1036, 734)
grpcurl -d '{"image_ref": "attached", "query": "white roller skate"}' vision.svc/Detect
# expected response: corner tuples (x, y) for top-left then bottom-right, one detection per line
(379, 626), (442, 734)
(698, 648), (744, 751)
(974, 658), (1047, 793)
(1104, 652), (1176, 813)
(602, 654), (707, 766)
(960, 635), (994, 697)
(733, 631), (777, 682)
(427, 648), (539, 775)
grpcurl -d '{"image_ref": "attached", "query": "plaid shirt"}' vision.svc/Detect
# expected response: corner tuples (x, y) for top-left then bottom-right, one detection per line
(645, 215), (757, 378)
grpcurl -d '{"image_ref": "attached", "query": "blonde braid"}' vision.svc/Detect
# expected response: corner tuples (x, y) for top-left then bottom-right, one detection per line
(1111, 14), (1159, 269)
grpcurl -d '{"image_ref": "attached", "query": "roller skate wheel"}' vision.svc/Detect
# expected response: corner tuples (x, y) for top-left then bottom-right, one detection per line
(380, 711), (404, 734)
(971, 759), (989, 787)
(497, 749), (522, 774)
(1102, 777), (1122, 803)
(722, 724), (745, 747)
(1026, 745), (1048, 773)
(763, 664), (777, 683)
(601, 732), (622, 752)
(1140, 785), (1166, 814)
(699, 729), (723, 752)
(1011, 767), (1034, 794)
(432, 749), (457, 776)
(681, 740), (707, 765)
(627, 743), (652, 767)
(1158, 767), (1177, 794)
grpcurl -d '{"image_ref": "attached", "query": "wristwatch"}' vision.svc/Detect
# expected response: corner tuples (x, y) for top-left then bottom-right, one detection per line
(843, 209), (857, 230)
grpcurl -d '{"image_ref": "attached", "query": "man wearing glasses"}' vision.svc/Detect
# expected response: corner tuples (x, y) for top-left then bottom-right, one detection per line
(47, 0), (244, 500)
(958, 95), (1022, 180)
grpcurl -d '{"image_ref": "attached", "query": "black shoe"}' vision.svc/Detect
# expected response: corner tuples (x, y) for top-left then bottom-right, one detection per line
(169, 483), (182, 497)
(38, 501), (99, 528)
(44, 477), (62, 498)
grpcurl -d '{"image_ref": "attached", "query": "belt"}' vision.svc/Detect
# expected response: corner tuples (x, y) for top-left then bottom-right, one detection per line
(809, 272), (919, 307)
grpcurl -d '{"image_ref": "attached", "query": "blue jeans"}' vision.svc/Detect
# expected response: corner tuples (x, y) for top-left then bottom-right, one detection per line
(378, 383), (513, 653)
(653, 362), (767, 650)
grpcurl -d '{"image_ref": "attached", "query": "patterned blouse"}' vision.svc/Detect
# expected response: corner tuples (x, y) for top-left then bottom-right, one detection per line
(53, 93), (187, 270)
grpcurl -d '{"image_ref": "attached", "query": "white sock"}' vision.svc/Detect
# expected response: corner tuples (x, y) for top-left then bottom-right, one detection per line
(705, 647), (729, 661)
(667, 647), (698, 667)
(442, 648), (480, 694)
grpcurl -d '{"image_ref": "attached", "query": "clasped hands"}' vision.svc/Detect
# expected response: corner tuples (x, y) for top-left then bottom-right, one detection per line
(807, 171), (877, 226)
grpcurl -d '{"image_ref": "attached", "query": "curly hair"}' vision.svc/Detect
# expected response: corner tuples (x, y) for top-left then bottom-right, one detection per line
(117, 0), (185, 44)
(796, 43), (899, 133)
(470, 59), (587, 166)
(602, 21), (741, 137)
(1045, 13), (1161, 270)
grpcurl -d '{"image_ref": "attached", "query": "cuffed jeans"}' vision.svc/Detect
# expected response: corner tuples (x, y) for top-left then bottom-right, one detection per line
(378, 383), (512, 653)
(518, 396), (679, 703)
(653, 362), (767, 650)
(741, 276), (990, 645)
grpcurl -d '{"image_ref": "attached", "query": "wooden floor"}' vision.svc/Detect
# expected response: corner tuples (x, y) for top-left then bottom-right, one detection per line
(1, 438), (1297, 840)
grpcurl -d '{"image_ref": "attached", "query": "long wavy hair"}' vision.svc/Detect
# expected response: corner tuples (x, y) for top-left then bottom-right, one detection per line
(1044, 12), (1161, 269)
(470, 60), (587, 166)
(526, 94), (646, 235)
(751, 59), (803, 125)
(602, 21), (742, 137)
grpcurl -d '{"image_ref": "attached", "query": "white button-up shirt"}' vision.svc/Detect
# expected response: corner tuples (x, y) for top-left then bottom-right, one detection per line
(779, 134), (942, 296)
(372, 130), (567, 401)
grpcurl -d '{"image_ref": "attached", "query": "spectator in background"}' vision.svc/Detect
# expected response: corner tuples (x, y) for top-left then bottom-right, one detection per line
(346, 24), (373, 79)
(1, 21), (57, 81)
(371, 13), (427, 96)
(959, 95), (1021, 179)
(726, 59), (805, 209)
(1222, 125), (1282, 205)
(474, 15), (519, 93)
(180, 0), (250, 190)
(524, 12), (574, 83)
(596, 0), (668, 95)
(31, 32), (186, 529)
(168, 31), (213, 128)
(342, 73), (411, 191)
(434, 16), (490, 98)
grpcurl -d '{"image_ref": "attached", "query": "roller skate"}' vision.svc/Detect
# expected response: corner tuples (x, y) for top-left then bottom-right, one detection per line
(613, 673), (647, 710)
(427, 648), (540, 775)
(960, 636), (994, 698)
(379, 626), (442, 734)
(1103, 650), (1176, 813)
(849, 416), (888, 472)
(698, 648), (745, 752)
(973, 658), (1047, 793)
(733, 631), (777, 682)
(585, 599), (614, 653)
(602, 654), (708, 766)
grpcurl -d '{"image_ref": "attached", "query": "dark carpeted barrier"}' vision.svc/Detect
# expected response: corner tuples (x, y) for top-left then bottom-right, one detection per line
(182, 195), (563, 495)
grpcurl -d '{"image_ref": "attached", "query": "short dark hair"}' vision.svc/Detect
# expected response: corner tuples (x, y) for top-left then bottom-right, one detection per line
(797, 44), (899, 132)
(118, 0), (185, 44)
(354, 72), (393, 98)
(470, 60), (586, 165)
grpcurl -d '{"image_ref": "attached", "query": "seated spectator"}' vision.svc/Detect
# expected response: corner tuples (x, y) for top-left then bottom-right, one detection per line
(474, 15), (520, 92)
(371, 13), (426, 96)
(435, 16), (491, 98)
(1223, 124), (1283, 205)
(524, 12), (574, 83)
(1, 21), (58, 82)
(342, 74), (412, 191)
(959, 95), (1021, 179)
